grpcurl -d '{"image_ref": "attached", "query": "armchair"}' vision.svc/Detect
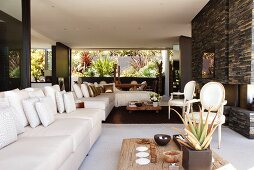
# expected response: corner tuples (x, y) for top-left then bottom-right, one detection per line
(185, 82), (227, 149)
(168, 81), (196, 119)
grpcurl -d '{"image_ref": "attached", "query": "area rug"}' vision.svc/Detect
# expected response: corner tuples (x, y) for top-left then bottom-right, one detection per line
(79, 124), (254, 170)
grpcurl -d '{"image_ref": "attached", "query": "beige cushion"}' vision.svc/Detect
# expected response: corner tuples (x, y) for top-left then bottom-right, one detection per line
(0, 136), (72, 170)
(55, 108), (102, 128)
(20, 118), (92, 151)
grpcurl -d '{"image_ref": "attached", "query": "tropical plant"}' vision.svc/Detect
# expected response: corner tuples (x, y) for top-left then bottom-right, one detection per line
(91, 56), (116, 77)
(31, 50), (45, 82)
(172, 108), (219, 151)
(9, 66), (20, 78)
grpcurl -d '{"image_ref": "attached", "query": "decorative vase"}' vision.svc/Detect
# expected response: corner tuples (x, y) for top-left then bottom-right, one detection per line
(153, 102), (159, 107)
(182, 146), (212, 170)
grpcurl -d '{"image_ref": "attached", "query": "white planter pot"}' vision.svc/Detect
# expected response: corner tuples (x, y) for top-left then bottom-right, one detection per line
(153, 102), (159, 107)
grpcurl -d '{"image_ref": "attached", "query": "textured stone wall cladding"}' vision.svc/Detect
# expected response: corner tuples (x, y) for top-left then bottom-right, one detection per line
(192, 0), (254, 84)
(228, 107), (254, 138)
(192, 0), (229, 84)
(228, 0), (253, 84)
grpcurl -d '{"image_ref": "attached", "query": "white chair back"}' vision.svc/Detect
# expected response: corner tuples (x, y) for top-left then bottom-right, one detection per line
(184, 81), (196, 100)
(200, 82), (225, 112)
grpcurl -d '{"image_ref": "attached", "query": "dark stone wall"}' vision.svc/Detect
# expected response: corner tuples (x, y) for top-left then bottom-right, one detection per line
(192, 0), (229, 84)
(192, 0), (253, 84)
(228, 0), (253, 84)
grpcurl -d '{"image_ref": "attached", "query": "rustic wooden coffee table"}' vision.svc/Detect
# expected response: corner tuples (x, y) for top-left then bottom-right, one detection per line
(126, 103), (162, 113)
(118, 138), (229, 170)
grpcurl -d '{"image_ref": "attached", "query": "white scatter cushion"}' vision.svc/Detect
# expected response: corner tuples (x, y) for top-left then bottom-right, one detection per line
(22, 98), (41, 128)
(81, 83), (90, 98)
(73, 83), (83, 99)
(53, 85), (60, 92)
(7, 107), (25, 134)
(0, 108), (18, 149)
(35, 99), (56, 127)
(4, 90), (29, 126)
(0, 98), (9, 108)
(44, 86), (57, 112)
(63, 92), (76, 113)
(28, 89), (45, 98)
(55, 90), (66, 113)
(39, 96), (57, 114)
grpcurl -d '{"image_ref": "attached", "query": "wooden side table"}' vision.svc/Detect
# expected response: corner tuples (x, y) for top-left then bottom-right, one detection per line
(75, 102), (85, 108)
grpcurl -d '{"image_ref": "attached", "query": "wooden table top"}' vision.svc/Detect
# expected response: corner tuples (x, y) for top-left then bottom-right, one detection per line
(115, 84), (143, 88)
(126, 104), (161, 111)
(118, 138), (229, 170)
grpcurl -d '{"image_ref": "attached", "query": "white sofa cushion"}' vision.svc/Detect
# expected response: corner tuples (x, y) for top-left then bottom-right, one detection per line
(55, 108), (103, 128)
(81, 99), (107, 110)
(73, 83), (83, 99)
(35, 98), (56, 127)
(55, 90), (66, 113)
(4, 90), (29, 126)
(0, 108), (17, 149)
(0, 136), (73, 170)
(20, 118), (92, 151)
(81, 83), (90, 98)
(28, 89), (45, 98)
(99, 93), (115, 103)
(63, 92), (76, 113)
(44, 86), (57, 113)
(22, 98), (41, 128)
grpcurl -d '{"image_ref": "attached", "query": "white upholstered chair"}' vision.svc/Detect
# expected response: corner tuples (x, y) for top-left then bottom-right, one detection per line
(168, 81), (196, 119)
(185, 82), (227, 149)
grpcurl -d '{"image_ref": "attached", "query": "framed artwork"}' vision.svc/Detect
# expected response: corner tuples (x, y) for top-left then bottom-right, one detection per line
(202, 52), (215, 78)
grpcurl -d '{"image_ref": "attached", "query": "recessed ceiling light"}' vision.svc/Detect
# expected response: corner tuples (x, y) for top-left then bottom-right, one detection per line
(51, 5), (55, 8)
(64, 28), (68, 31)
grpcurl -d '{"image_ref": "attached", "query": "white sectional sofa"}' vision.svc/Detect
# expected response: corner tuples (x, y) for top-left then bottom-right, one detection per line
(0, 86), (102, 170)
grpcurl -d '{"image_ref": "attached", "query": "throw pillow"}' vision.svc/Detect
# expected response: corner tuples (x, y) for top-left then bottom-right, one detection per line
(4, 89), (29, 126)
(44, 86), (57, 113)
(52, 85), (60, 92)
(22, 98), (41, 128)
(0, 108), (18, 149)
(73, 83), (83, 99)
(0, 98), (10, 108)
(55, 90), (66, 113)
(81, 83), (90, 98)
(96, 87), (101, 95)
(28, 89), (45, 98)
(63, 92), (76, 113)
(35, 98), (56, 127)
(103, 84), (114, 93)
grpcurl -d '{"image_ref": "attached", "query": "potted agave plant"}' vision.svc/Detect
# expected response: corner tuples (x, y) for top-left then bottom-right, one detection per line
(172, 108), (219, 170)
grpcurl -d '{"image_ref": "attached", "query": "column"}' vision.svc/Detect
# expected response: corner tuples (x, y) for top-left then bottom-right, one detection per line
(162, 50), (169, 96)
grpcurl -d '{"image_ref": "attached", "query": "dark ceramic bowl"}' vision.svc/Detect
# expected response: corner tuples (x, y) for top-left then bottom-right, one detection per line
(154, 134), (171, 146)
(135, 102), (143, 107)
